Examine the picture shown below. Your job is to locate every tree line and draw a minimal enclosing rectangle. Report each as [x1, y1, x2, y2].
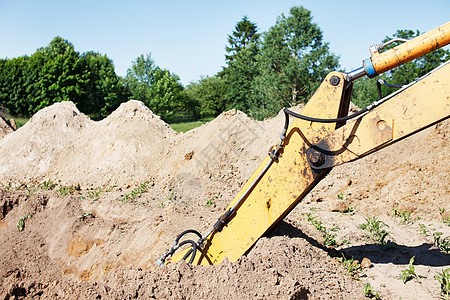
[1, 6, 448, 121]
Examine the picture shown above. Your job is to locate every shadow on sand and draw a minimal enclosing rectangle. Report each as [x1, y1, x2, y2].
[267, 220, 450, 267]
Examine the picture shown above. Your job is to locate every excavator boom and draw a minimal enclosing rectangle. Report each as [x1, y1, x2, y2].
[158, 22, 450, 266]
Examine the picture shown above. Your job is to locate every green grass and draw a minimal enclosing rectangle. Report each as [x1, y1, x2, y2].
[169, 117, 215, 133]
[14, 117, 29, 128]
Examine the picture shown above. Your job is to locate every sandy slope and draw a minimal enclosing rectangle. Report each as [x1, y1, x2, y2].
[0, 100, 448, 299]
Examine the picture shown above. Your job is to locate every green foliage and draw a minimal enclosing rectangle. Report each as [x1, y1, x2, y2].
[337, 193, 355, 214]
[393, 208, 411, 224]
[306, 213, 339, 247]
[418, 223, 428, 236]
[433, 232, 450, 254]
[359, 217, 389, 245]
[223, 42, 261, 112]
[351, 77, 379, 109]
[439, 208, 450, 226]
[80, 212, 93, 220]
[248, 6, 339, 120]
[40, 179, 56, 190]
[225, 15, 260, 64]
[87, 187, 102, 200]
[169, 116, 215, 133]
[363, 283, 380, 299]
[337, 254, 361, 278]
[125, 53, 186, 119]
[205, 199, 215, 207]
[434, 268, 450, 300]
[399, 256, 425, 283]
[185, 75, 227, 116]
[222, 6, 338, 120]
[80, 51, 129, 116]
[0, 37, 127, 117]
[17, 215, 32, 232]
[117, 183, 149, 203]
[56, 185, 79, 196]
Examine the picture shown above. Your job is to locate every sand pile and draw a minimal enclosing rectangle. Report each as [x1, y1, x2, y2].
[0, 113, 15, 139]
[0, 102, 92, 184]
[0, 100, 448, 299]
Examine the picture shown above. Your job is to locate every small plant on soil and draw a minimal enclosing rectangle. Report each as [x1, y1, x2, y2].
[40, 179, 56, 190]
[158, 201, 165, 208]
[363, 283, 380, 299]
[359, 216, 390, 245]
[105, 185, 117, 193]
[166, 192, 174, 202]
[433, 232, 450, 254]
[393, 208, 412, 224]
[306, 213, 339, 247]
[337, 193, 355, 214]
[418, 223, 429, 236]
[439, 208, 450, 226]
[205, 199, 215, 207]
[434, 268, 450, 300]
[88, 187, 102, 200]
[57, 185, 78, 196]
[337, 254, 361, 279]
[399, 256, 425, 283]
[117, 183, 149, 202]
[17, 214, 32, 232]
[80, 212, 93, 220]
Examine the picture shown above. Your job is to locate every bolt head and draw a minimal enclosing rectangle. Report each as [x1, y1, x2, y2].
[309, 151, 325, 167]
[330, 76, 340, 86]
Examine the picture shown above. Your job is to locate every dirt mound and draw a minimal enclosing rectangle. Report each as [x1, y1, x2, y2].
[49, 100, 175, 187]
[0, 102, 92, 185]
[0, 190, 364, 299]
[0, 100, 448, 299]
[0, 113, 15, 139]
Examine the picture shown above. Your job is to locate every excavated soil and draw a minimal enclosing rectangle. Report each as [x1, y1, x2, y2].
[0, 100, 448, 299]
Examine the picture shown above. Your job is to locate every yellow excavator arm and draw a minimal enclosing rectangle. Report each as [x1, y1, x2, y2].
[157, 22, 450, 266]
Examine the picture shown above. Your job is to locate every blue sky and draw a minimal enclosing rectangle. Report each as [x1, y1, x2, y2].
[1, 0, 449, 85]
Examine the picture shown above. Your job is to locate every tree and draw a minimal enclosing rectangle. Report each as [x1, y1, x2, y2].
[249, 6, 339, 119]
[81, 51, 129, 116]
[224, 42, 261, 112]
[125, 53, 185, 119]
[225, 16, 260, 64]
[351, 29, 449, 108]
[0, 56, 29, 115]
[33, 37, 88, 113]
[125, 53, 157, 103]
[185, 75, 227, 117]
[0, 36, 129, 117]
[148, 68, 184, 118]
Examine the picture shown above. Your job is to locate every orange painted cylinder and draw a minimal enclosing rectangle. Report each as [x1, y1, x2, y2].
[371, 22, 450, 75]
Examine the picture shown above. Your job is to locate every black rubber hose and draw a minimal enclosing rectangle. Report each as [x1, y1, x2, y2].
[283, 107, 369, 124]
[177, 240, 198, 264]
[174, 229, 202, 245]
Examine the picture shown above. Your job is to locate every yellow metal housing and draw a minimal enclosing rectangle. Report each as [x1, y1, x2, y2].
[371, 22, 450, 75]
[169, 72, 351, 265]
